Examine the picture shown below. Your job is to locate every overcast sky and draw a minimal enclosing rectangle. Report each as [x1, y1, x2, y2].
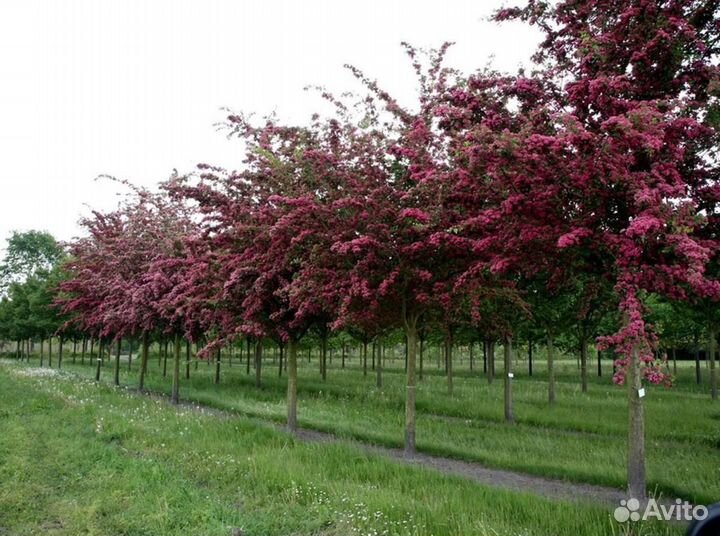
[0, 0, 540, 247]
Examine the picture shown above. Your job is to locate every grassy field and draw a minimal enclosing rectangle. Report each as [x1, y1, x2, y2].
[47, 345, 718, 504]
[0, 343, 716, 535]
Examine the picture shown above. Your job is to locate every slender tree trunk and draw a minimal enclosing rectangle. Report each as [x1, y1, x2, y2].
[278, 344, 284, 377]
[597, 348, 602, 377]
[127, 339, 133, 371]
[446, 336, 453, 395]
[81, 338, 86, 365]
[404, 336, 408, 373]
[341, 344, 346, 369]
[627, 346, 646, 500]
[171, 333, 181, 404]
[363, 341, 368, 376]
[469, 341, 474, 372]
[246, 339, 251, 375]
[371, 341, 376, 371]
[528, 339, 533, 376]
[40, 338, 44, 367]
[321, 336, 327, 381]
[694, 336, 701, 385]
[487, 341, 495, 384]
[72, 338, 77, 364]
[113, 337, 121, 385]
[254, 340, 262, 388]
[287, 337, 298, 431]
[376, 341, 382, 388]
[139, 332, 149, 392]
[58, 336, 64, 369]
[547, 333, 556, 406]
[709, 325, 717, 401]
[48, 337, 53, 367]
[483, 340, 487, 374]
[580, 334, 588, 393]
[214, 348, 221, 385]
[404, 318, 418, 455]
[185, 340, 191, 379]
[504, 336, 513, 423]
[419, 336, 424, 381]
[95, 356, 102, 381]
[672, 347, 677, 375]
[163, 340, 168, 377]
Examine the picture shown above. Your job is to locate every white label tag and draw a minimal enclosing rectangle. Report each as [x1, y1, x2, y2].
[508, 373, 514, 379]
[638, 388, 645, 398]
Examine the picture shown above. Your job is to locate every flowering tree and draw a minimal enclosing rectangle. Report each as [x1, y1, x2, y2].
[59, 181, 194, 393]
[495, 0, 720, 499]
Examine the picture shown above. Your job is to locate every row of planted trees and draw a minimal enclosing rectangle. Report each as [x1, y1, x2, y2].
[2, 0, 719, 500]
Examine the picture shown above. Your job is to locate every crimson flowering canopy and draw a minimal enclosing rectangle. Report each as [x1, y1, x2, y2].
[474, 0, 720, 383]
[58, 181, 195, 339]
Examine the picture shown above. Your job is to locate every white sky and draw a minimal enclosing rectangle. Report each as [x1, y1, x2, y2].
[0, 0, 540, 247]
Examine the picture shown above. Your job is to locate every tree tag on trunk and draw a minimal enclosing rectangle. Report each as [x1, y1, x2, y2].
[508, 372, 514, 378]
[638, 388, 645, 398]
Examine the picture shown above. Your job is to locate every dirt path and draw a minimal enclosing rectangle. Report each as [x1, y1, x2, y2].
[160, 395, 627, 506]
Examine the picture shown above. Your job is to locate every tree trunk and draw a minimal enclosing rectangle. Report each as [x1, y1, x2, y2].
[469, 341, 474, 372]
[254, 340, 262, 388]
[597, 348, 602, 377]
[483, 340, 487, 374]
[171, 333, 181, 404]
[547, 333, 556, 406]
[278, 344, 284, 378]
[127, 339, 133, 371]
[287, 337, 298, 431]
[376, 341, 382, 388]
[114, 337, 121, 385]
[139, 332, 149, 392]
[320, 336, 327, 381]
[72, 338, 77, 364]
[709, 326, 717, 401]
[95, 356, 102, 381]
[163, 340, 168, 377]
[40, 338, 44, 367]
[694, 336, 701, 385]
[363, 341, 368, 376]
[81, 338, 86, 365]
[341, 344, 346, 369]
[48, 337, 53, 367]
[504, 336, 513, 423]
[672, 347, 677, 375]
[487, 341, 495, 384]
[185, 340, 191, 379]
[246, 339, 251, 375]
[627, 346, 646, 500]
[580, 334, 588, 393]
[214, 348, 221, 385]
[404, 319, 418, 455]
[528, 339, 533, 376]
[445, 336, 453, 395]
[58, 336, 64, 369]
[419, 336, 424, 381]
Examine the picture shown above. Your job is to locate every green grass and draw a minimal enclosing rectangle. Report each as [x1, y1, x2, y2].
[0, 360, 673, 536]
[15, 344, 720, 508]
